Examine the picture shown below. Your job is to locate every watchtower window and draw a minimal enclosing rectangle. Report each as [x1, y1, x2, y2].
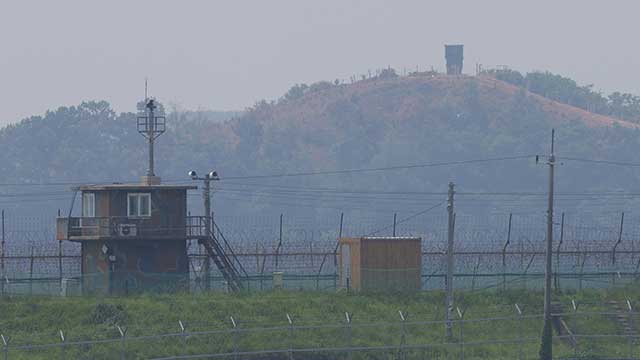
[82, 193, 95, 218]
[127, 193, 151, 217]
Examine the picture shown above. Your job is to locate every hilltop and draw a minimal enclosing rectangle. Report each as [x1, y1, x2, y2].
[2, 72, 640, 217]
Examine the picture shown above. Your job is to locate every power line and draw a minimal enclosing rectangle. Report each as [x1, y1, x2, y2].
[220, 155, 536, 180]
[561, 157, 640, 167]
[366, 201, 445, 236]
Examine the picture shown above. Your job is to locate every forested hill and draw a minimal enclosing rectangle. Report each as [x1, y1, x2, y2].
[3, 71, 640, 218]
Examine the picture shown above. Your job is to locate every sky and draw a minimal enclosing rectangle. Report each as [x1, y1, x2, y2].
[0, 0, 639, 126]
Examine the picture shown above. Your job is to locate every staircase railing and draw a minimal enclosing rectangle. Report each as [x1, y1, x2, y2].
[213, 222, 248, 278]
[197, 218, 246, 291]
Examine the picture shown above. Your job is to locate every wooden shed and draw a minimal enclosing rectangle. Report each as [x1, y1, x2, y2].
[338, 237, 422, 292]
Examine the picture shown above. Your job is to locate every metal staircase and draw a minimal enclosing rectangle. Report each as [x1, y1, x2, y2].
[198, 222, 247, 291]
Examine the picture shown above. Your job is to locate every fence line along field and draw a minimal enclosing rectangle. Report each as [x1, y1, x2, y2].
[1, 288, 639, 359]
[1, 210, 639, 295]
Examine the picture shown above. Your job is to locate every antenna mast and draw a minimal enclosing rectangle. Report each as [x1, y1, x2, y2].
[137, 84, 166, 185]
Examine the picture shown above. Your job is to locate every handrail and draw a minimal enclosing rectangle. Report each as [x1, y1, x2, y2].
[212, 222, 248, 278]
[59, 215, 210, 238]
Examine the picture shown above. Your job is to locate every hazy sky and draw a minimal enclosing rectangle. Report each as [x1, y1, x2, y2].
[1, 1, 638, 125]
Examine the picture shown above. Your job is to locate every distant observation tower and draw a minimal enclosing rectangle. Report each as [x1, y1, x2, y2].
[445, 44, 464, 75]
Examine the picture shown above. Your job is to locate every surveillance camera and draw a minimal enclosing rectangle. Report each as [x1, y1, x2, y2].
[209, 171, 219, 179]
[188, 170, 197, 179]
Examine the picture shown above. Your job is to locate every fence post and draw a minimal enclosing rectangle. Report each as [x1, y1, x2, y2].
[29, 247, 34, 296]
[571, 300, 579, 358]
[117, 325, 127, 360]
[627, 300, 634, 360]
[1, 334, 7, 360]
[502, 213, 512, 291]
[515, 304, 523, 360]
[555, 212, 564, 291]
[457, 307, 465, 360]
[344, 312, 352, 360]
[275, 214, 283, 270]
[613, 212, 625, 267]
[58, 209, 63, 292]
[230, 316, 238, 360]
[393, 213, 397, 237]
[471, 256, 481, 291]
[334, 213, 344, 290]
[286, 313, 294, 360]
[398, 310, 407, 360]
[1, 209, 4, 297]
[579, 254, 587, 291]
[179, 320, 187, 347]
[59, 330, 65, 360]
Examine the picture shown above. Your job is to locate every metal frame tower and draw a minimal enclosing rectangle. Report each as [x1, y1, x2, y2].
[137, 98, 166, 184]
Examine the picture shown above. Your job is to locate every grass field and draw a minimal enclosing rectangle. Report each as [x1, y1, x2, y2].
[0, 286, 638, 359]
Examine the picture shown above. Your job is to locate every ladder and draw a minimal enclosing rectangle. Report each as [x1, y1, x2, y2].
[198, 223, 247, 291]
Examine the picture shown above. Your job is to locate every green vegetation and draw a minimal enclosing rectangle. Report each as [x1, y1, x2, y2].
[0, 288, 638, 359]
[483, 68, 640, 122]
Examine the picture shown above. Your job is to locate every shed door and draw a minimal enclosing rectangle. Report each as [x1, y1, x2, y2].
[341, 244, 351, 288]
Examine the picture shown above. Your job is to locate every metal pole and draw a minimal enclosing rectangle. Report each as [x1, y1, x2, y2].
[540, 129, 555, 360]
[399, 310, 407, 360]
[230, 316, 238, 360]
[1, 210, 4, 297]
[516, 304, 523, 360]
[276, 214, 283, 270]
[471, 256, 480, 291]
[445, 182, 455, 339]
[203, 176, 211, 291]
[627, 300, 634, 360]
[393, 213, 397, 237]
[147, 101, 155, 177]
[345, 312, 352, 360]
[613, 212, 625, 266]
[286, 313, 294, 360]
[1, 334, 7, 360]
[179, 320, 187, 348]
[29, 247, 34, 296]
[117, 325, 126, 360]
[59, 330, 66, 360]
[555, 212, 564, 291]
[572, 300, 579, 358]
[457, 307, 464, 360]
[58, 209, 63, 291]
[334, 213, 344, 290]
[503, 213, 512, 291]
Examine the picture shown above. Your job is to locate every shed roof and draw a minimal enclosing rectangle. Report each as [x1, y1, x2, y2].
[362, 236, 421, 240]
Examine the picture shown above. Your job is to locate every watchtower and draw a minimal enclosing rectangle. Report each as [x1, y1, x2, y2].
[56, 98, 200, 294]
[445, 44, 464, 75]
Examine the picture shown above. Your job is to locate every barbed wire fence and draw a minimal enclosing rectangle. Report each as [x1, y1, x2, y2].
[1, 210, 640, 295]
[1, 305, 639, 359]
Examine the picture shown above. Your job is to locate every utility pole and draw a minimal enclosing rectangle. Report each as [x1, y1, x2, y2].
[203, 175, 211, 290]
[445, 182, 455, 339]
[539, 129, 555, 360]
[189, 170, 220, 291]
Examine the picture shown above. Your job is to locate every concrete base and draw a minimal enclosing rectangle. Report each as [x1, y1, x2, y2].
[141, 176, 162, 185]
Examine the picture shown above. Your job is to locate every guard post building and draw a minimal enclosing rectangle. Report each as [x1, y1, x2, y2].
[338, 236, 422, 292]
[56, 99, 204, 294]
